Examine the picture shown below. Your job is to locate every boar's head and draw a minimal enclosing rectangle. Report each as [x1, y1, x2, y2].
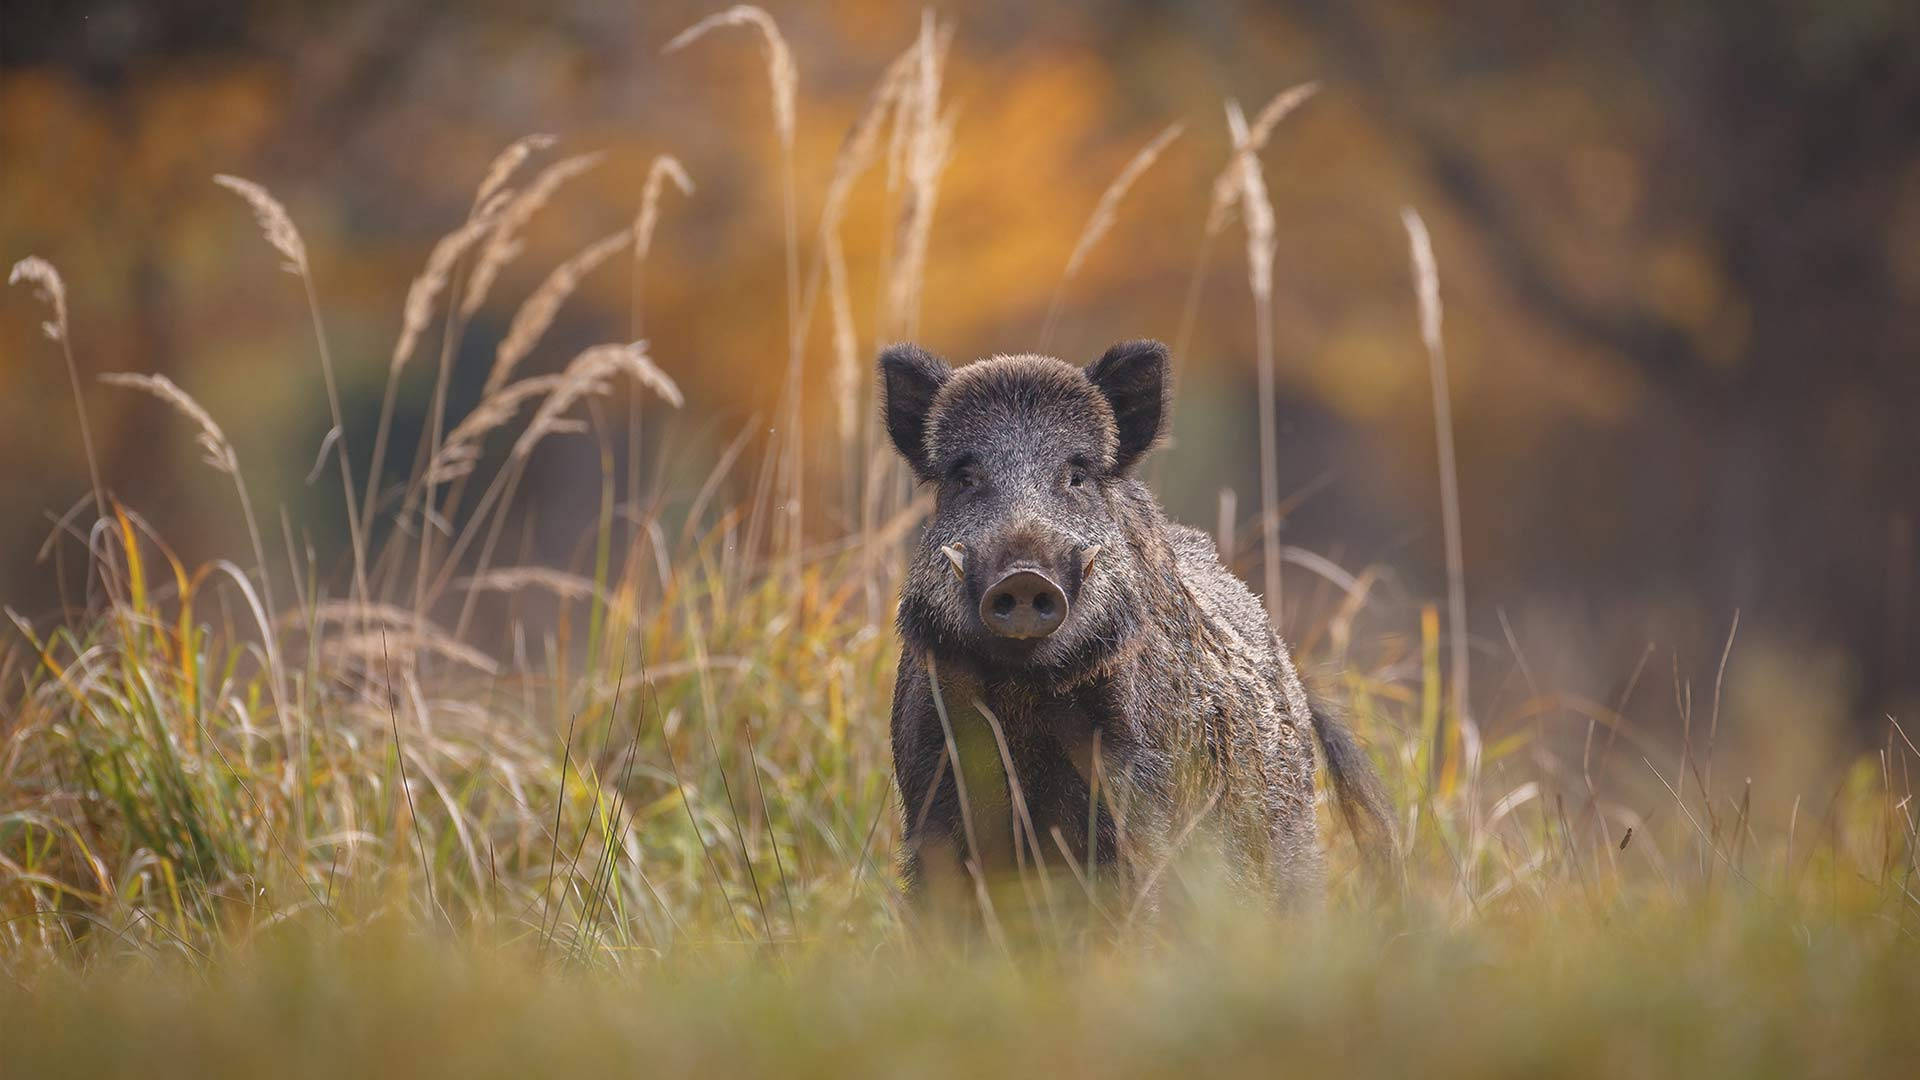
[881, 339, 1171, 674]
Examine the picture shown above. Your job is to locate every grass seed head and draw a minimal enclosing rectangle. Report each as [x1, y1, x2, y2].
[634, 155, 695, 264]
[8, 255, 69, 342]
[488, 230, 633, 396]
[213, 174, 310, 276]
[462, 152, 607, 319]
[665, 6, 797, 148]
[99, 372, 238, 476]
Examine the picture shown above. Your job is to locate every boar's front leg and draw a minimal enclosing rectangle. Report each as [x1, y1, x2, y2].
[890, 652, 989, 906]
[1089, 734, 1180, 919]
[1050, 704, 1180, 919]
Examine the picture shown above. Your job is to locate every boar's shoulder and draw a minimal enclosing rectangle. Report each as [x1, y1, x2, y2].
[1163, 525, 1276, 670]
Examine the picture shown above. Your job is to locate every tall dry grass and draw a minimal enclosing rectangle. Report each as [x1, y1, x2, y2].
[627, 153, 696, 516]
[1223, 98, 1284, 626]
[212, 175, 372, 606]
[9, 257, 104, 520]
[666, 6, 806, 573]
[1040, 121, 1185, 350]
[1, 19, 1912, 1048]
[1401, 206, 1477, 781]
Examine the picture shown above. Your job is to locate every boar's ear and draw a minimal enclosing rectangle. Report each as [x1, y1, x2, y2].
[1085, 339, 1170, 473]
[879, 343, 952, 480]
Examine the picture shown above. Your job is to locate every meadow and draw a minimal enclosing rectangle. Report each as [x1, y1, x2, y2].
[3, 9, 1916, 1077]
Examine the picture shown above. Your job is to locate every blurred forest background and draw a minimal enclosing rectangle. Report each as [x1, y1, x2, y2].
[3, 0, 1917, 764]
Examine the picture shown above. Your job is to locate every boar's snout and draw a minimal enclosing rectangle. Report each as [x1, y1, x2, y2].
[979, 569, 1068, 640]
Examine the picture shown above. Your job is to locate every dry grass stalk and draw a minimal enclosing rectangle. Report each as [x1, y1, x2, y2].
[9, 256, 68, 342]
[1205, 82, 1318, 238]
[826, 228, 860, 443]
[1176, 83, 1318, 432]
[1400, 206, 1472, 753]
[633, 156, 695, 265]
[362, 185, 522, 542]
[885, 13, 955, 340]
[664, 6, 796, 149]
[474, 133, 557, 212]
[1063, 122, 1186, 283]
[99, 371, 285, 710]
[212, 174, 309, 275]
[1247, 82, 1324, 151]
[457, 567, 601, 603]
[412, 188, 530, 624]
[628, 154, 695, 514]
[365, 142, 558, 526]
[1042, 121, 1186, 347]
[99, 372, 238, 476]
[290, 600, 421, 629]
[486, 230, 633, 396]
[10, 256, 104, 519]
[667, 5, 805, 568]
[806, 41, 918, 451]
[212, 173, 372, 606]
[294, 602, 491, 678]
[1224, 99, 1284, 625]
[885, 24, 951, 198]
[393, 196, 510, 376]
[428, 375, 563, 484]
[1225, 101, 1277, 303]
[1404, 208, 1445, 358]
[461, 152, 606, 320]
[438, 343, 680, 636]
[850, 17, 954, 614]
[397, 203, 515, 613]
[323, 631, 500, 677]
[514, 342, 682, 462]
[823, 45, 917, 230]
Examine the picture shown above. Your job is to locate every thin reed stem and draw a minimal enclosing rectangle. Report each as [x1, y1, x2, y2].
[1254, 281, 1283, 626]
[9, 258, 104, 522]
[299, 272, 371, 604]
[58, 331, 105, 523]
[1401, 207, 1473, 760]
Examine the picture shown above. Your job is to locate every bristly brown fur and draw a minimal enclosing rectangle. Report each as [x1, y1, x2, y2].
[881, 342, 1396, 914]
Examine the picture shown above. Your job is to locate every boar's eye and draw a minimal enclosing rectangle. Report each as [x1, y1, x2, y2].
[1065, 458, 1090, 489]
[948, 458, 981, 490]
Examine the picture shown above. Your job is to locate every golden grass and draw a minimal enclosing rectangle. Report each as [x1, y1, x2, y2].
[213, 174, 373, 602]
[2, 14, 1915, 1074]
[10, 255, 106, 522]
[488, 231, 632, 397]
[472, 133, 557, 213]
[665, 6, 796, 149]
[666, 5, 809, 569]
[1222, 98, 1284, 624]
[1401, 206, 1474, 763]
[461, 152, 605, 321]
[1041, 121, 1186, 348]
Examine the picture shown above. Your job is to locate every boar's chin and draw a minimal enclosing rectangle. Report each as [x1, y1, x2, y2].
[961, 599, 1125, 679]
[972, 630, 1063, 667]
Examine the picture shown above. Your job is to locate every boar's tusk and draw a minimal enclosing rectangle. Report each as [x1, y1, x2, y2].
[940, 544, 966, 578]
[1080, 544, 1102, 577]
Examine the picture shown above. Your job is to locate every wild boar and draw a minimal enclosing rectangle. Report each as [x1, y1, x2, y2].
[880, 339, 1394, 913]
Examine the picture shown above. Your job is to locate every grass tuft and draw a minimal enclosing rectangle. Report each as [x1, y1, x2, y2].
[3, 18, 1915, 1073]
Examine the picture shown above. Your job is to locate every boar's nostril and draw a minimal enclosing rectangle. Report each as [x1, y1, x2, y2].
[979, 569, 1068, 640]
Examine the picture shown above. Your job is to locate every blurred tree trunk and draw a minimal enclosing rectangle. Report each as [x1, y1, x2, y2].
[1299, 0, 1920, 719]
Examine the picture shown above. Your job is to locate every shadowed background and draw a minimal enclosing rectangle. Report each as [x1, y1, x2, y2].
[4, 0, 1917, 773]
